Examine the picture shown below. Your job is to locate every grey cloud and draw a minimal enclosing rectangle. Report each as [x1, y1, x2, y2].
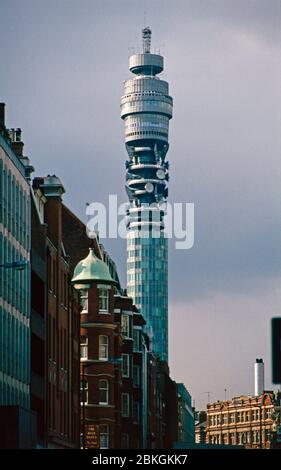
[0, 0, 280, 404]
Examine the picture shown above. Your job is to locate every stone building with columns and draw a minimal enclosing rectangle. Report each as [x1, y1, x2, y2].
[206, 391, 280, 449]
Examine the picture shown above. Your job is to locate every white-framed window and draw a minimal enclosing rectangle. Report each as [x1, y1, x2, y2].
[80, 336, 88, 360]
[99, 379, 109, 405]
[121, 314, 131, 338]
[80, 379, 88, 404]
[80, 289, 88, 313]
[122, 354, 130, 377]
[121, 433, 129, 449]
[121, 393, 130, 417]
[100, 424, 109, 449]
[238, 432, 244, 445]
[99, 288, 109, 313]
[99, 335, 109, 361]
[266, 408, 272, 419]
[133, 365, 140, 387]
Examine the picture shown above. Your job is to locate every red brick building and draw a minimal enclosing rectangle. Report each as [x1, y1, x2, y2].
[72, 247, 122, 448]
[31, 176, 80, 448]
[131, 309, 146, 447]
[114, 294, 142, 449]
[70, 238, 186, 449]
[58, 199, 187, 450]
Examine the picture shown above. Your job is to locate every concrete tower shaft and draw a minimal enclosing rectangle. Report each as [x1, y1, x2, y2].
[121, 28, 173, 362]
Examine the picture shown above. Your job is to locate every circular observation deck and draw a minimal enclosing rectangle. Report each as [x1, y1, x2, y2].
[129, 53, 164, 75]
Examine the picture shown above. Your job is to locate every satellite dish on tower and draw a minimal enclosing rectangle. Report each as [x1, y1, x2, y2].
[156, 169, 165, 180]
[145, 182, 154, 193]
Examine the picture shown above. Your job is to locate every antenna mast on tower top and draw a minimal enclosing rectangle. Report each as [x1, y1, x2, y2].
[142, 27, 152, 53]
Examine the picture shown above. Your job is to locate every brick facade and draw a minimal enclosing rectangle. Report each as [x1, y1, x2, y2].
[31, 176, 80, 448]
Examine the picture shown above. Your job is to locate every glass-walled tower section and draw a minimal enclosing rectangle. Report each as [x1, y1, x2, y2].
[121, 28, 173, 362]
[0, 129, 31, 410]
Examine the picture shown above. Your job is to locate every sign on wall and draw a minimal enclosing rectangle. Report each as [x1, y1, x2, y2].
[85, 424, 99, 449]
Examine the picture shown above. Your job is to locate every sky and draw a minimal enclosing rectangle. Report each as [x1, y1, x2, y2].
[0, 0, 280, 409]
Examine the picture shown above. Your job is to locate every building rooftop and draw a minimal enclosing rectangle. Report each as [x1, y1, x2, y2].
[71, 248, 116, 286]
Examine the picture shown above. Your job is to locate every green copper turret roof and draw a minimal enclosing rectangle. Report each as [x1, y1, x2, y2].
[71, 248, 116, 285]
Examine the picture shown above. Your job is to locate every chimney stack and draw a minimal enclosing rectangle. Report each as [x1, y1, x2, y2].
[10, 128, 24, 157]
[0, 103, 5, 130]
[254, 358, 264, 396]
